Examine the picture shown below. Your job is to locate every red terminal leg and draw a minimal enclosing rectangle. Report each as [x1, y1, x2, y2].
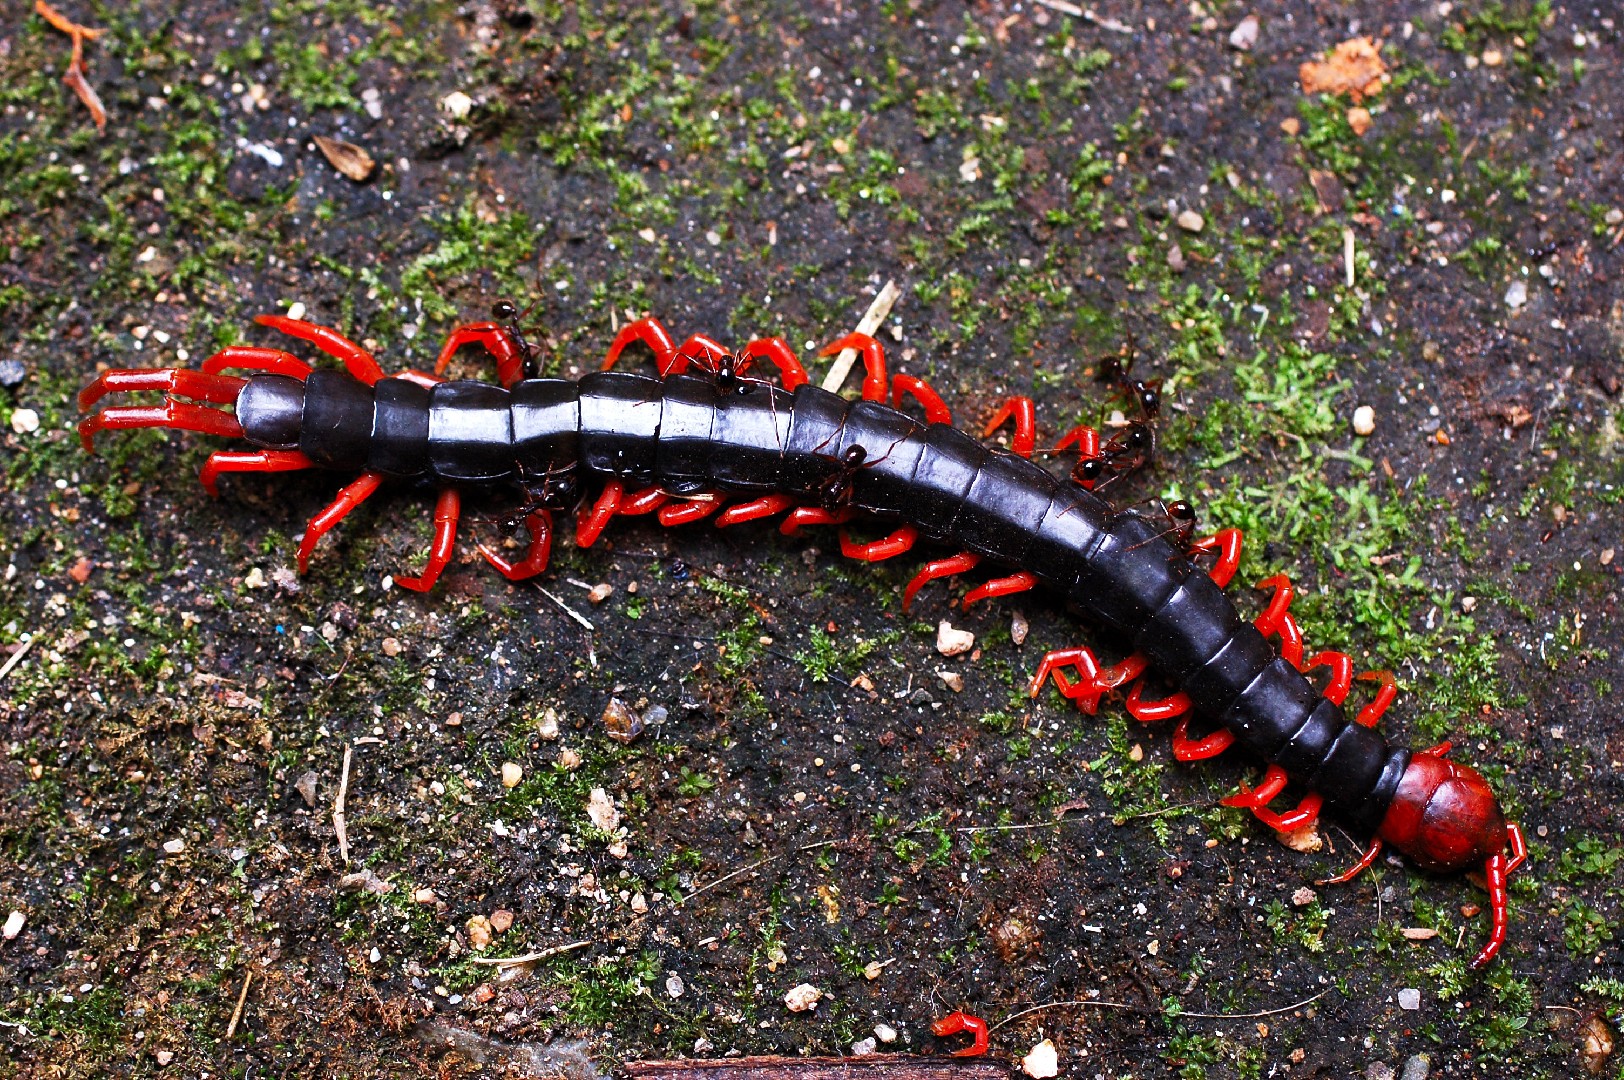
[577, 480, 625, 548]
[902, 552, 982, 611]
[1303, 650, 1355, 705]
[962, 570, 1038, 609]
[396, 488, 463, 592]
[255, 314, 385, 386]
[983, 396, 1037, 458]
[604, 317, 680, 374]
[616, 486, 670, 516]
[480, 509, 554, 582]
[891, 374, 953, 425]
[781, 505, 854, 535]
[432, 322, 528, 387]
[738, 337, 809, 390]
[1170, 717, 1235, 761]
[78, 368, 246, 413]
[200, 345, 313, 379]
[840, 525, 918, 562]
[79, 399, 245, 452]
[659, 493, 725, 526]
[817, 332, 888, 402]
[1353, 670, 1398, 728]
[298, 471, 384, 573]
[715, 493, 797, 528]
[930, 1011, 989, 1058]
[1187, 527, 1244, 588]
[199, 449, 314, 497]
[1317, 836, 1384, 886]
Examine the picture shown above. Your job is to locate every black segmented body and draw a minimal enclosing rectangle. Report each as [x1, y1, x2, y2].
[238, 368, 1408, 832]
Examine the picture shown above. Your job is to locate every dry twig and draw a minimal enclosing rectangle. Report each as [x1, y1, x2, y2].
[36, 1, 107, 133]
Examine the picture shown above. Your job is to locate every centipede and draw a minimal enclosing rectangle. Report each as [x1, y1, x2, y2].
[77, 306, 1528, 1008]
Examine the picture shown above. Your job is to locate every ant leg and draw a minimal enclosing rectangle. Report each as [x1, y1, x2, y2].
[902, 552, 982, 611]
[673, 334, 730, 372]
[200, 345, 313, 379]
[659, 493, 724, 526]
[481, 509, 554, 581]
[255, 315, 385, 386]
[1316, 836, 1384, 886]
[199, 449, 315, 497]
[1303, 651, 1355, 705]
[738, 337, 809, 390]
[715, 493, 797, 527]
[396, 489, 463, 592]
[1187, 527, 1243, 588]
[891, 374, 952, 424]
[781, 505, 854, 535]
[962, 571, 1038, 609]
[604, 317, 681, 375]
[839, 525, 918, 562]
[78, 369, 246, 412]
[983, 397, 1037, 458]
[79, 399, 244, 452]
[817, 332, 888, 402]
[1352, 670, 1398, 728]
[297, 471, 384, 573]
[432, 321, 527, 387]
[577, 480, 625, 548]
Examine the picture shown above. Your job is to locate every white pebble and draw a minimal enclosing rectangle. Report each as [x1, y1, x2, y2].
[1504, 279, 1527, 310]
[243, 567, 267, 589]
[1022, 1038, 1060, 1078]
[1229, 14, 1259, 50]
[586, 787, 620, 831]
[2, 910, 24, 940]
[1291, 886, 1317, 907]
[874, 1023, 899, 1044]
[501, 762, 523, 788]
[665, 974, 685, 998]
[784, 983, 823, 1012]
[850, 1038, 878, 1056]
[441, 90, 474, 119]
[1176, 209, 1205, 233]
[1353, 404, 1376, 436]
[162, 838, 185, 855]
[936, 620, 975, 657]
[9, 408, 39, 435]
[1397, 987, 1422, 1011]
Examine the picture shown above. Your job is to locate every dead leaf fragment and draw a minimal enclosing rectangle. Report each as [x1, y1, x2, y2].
[1582, 1014, 1615, 1074]
[312, 135, 376, 182]
[1299, 37, 1390, 103]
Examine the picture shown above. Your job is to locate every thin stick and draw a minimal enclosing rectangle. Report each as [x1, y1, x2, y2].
[225, 970, 253, 1038]
[1032, 0, 1135, 33]
[990, 988, 1332, 1031]
[1344, 228, 1356, 288]
[467, 939, 593, 966]
[821, 280, 902, 393]
[676, 839, 842, 907]
[0, 636, 36, 682]
[334, 744, 352, 865]
[537, 585, 595, 631]
[1177, 990, 1332, 1019]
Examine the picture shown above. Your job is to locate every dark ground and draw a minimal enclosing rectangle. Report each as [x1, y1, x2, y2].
[1, 1, 1622, 1077]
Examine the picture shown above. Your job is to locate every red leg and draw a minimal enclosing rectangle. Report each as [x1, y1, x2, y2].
[432, 322, 527, 387]
[480, 510, 554, 581]
[659, 493, 724, 526]
[1304, 650, 1355, 705]
[577, 480, 624, 548]
[395, 488, 462, 592]
[1056, 425, 1103, 489]
[1252, 793, 1324, 833]
[1471, 821, 1527, 969]
[1317, 836, 1384, 885]
[1124, 682, 1192, 722]
[200, 345, 313, 379]
[675, 334, 731, 372]
[839, 525, 917, 562]
[1353, 670, 1398, 728]
[715, 493, 797, 528]
[604, 317, 679, 374]
[1171, 717, 1235, 761]
[298, 471, 384, 573]
[1030, 645, 1113, 713]
[255, 314, 384, 386]
[1223, 765, 1289, 809]
[781, 505, 854, 535]
[817, 332, 888, 402]
[78, 368, 246, 412]
[962, 570, 1038, 609]
[79, 400, 244, 452]
[1188, 527, 1243, 588]
[902, 552, 982, 611]
[1421, 740, 1453, 758]
[738, 337, 809, 390]
[394, 369, 445, 389]
[983, 396, 1036, 458]
[930, 1011, 989, 1058]
[199, 449, 315, 497]
[890, 374, 952, 424]
[1254, 574, 1295, 636]
[616, 486, 670, 516]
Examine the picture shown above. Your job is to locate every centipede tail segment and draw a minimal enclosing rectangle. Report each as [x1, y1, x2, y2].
[80, 309, 1527, 970]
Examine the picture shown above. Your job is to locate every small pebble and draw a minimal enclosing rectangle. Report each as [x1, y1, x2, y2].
[441, 90, 474, 118]
[2, 910, 24, 940]
[294, 771, 318, 807]
[784, 983, 823, 1012]
[489, 909, 514, 933]
[936, 620, 975, 657]
[381, 637, 401, 657]
[602, 697, 645, 743]
[863, 961, 885, 981]
[1460, 596, 1477, 613]
[154, 1049, 174, 1066]
[1353, 404, 1376, 435]
[0, 359, 26, 388]
[1397, 987, 1421, 1011]
[243, 567, 267, 589]
[501, 762, 523, 788]
[1400, 927, 1438, 940]
[162, 838, 185, 855]
[537, 708, 561, 740]
[1277, 823, 1323, 852]
[631, 893, 648, 914]
[1166, 243, 1186, 272]
[587, 582, 614, 604]
[1010, 610, 1029, 646]
[587, 787, 620, 831]
[666, 974, 685, 998]
[850, 1038, 878, 1057]
[285, 301, 306, 322]
[9, 408, 39, 434]
[412, 887, 438, 905]
[466, 914, 493, 950]
[937, 670, 965, 693]
[1400, 1054, 1431, 1080]
[693, 1037, 714, 1054]
[1504, 279, 1527, 310]
[1176, 209, 1205, 233]
[1022, 1038, 1059, 1079]
[558, 747, 582, 770]
[1366, 1063, 1395, 1080]
[1291, 886, 1317, 907]
[1605, 208, 1624, 227]
[874, 1023, 899, 1044]
[1229, 14, 1259, 50]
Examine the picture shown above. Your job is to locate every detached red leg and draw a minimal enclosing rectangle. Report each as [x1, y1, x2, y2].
[481, 510, 554, 581]
[199, 449, 314, 497]
[396, 488, 462, 592]
[930, 1011, 989, 1058]
[298, 471, 384, 573]
[255, 314, 385, 386]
